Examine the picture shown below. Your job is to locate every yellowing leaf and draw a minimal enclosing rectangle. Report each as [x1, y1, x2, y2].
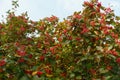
[14, 54, 20, 57]
[32, 71, 37, 76]
[94, 31, 98, 35]
[46, 74, 53, 77]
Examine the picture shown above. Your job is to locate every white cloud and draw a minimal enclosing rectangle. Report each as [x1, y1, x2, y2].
[109, 1, 120, 8]
[99, 0, 120, 8]
[55, 0, 85, 20]
[0, 0, 120, 22]
[56, 0, 84, 12]
[0, 0, 12, 21]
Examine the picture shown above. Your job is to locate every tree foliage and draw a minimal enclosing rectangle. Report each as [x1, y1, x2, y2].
[0, 0, 120, 79]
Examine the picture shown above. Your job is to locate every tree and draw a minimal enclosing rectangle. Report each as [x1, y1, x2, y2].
[0, 0, 120, 79]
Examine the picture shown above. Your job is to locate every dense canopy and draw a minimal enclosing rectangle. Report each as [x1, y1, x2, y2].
[0, 0, 120, 79]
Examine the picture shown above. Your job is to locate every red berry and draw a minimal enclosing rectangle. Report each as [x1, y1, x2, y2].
[18, 58, 25, 63]
[76, 37, 81, 41]
[116, 58, 120, 64]
[97, 2, 101, 7]
[0, 68, 3, 72]
[106, 66, 112, 70]
[16, 50, 26, 57]
[50, 47, 55, 54]
[20, 26, 25, 32]
[90, 21, 95, 27]
[109, 50, 118, 56]
[25, 70, 32, 75]
[45, 69, 52, 74]
[84, 1, 89, 5]
[28, 54, 33, 58]
[15, 42, 20, 46]
[0, 25, 2, 29]
[73, 14, 81, 19]
[63, 29, 67, 34]
[60, 72, 67, 77]
[37, 71, 43, 76]
[40, 56, 45, 61]
[0, 60, 6, 66]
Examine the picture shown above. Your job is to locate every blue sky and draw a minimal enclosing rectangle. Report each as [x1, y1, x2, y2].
[0, 0, 120, 21]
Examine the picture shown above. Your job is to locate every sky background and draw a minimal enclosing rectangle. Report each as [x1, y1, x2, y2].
[0, 0, 120, 22]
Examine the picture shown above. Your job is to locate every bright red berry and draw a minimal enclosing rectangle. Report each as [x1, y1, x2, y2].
[37, 71, 43, 76]
[0, 60, 6, 66]
[116, 58, 120, 64]
[40, 56, 45, 61]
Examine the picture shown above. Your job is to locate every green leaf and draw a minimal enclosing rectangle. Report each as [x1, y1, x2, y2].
[70, 73, 75, 78]
[76, 76, 82, 79]
[20, 76, 29, 80]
